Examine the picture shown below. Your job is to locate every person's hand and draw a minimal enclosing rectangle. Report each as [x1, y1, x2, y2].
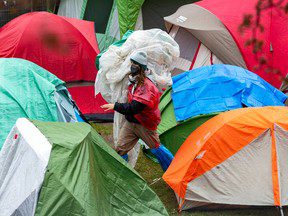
[101, 104, 115, 112]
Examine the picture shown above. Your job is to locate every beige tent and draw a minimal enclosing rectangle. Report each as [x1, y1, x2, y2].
[164, 0, 288, 90]
[164, 3, 246, 76]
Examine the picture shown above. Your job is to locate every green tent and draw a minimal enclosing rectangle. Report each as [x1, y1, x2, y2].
[0, 58, 82, 149]
[57, 0, 198, 51]
[0, 118, 168, 215]
[157, 88, 217, 155]
[57, 0, 144, 51]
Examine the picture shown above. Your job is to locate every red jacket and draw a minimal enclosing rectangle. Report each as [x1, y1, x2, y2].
[128, 78, 161, 130]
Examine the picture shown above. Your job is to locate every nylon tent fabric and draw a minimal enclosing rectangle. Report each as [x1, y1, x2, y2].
[0, 58, 62, 148]
[57, 0, 143, 52]
[141, 0, 199, 30]
[83, 0, 114, 34]
[95, 1, 122, 52]
[58, 0, 201, 51]
[0, 12, 110, 121]
[57, 0, 87, 19]
[172, 65, 287, 122]
[57, 0, 110, 50]
[0, 12, 98, 82]
[87, 0, 122, 52]
[164, 4, 246, 75]
[163, 106, 288, 210]
[32, 120, 168, 216]
[164, 25, 224, 75]
[196, 0, 288, 88]
[96, 30, 134, 70]
[157, 88, 217, 155]
[68, 86, 113, 122]
[165, 0, 288, 88]
[116, 0, 144, 37]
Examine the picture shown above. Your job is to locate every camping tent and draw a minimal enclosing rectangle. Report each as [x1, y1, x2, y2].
[57, 0, 198, 51]
[164, 0, 288, 87]
[0, 58, 83, 149]
[163, 106, 288, 211]
[0, 118, 168, 215]
[158, 65, 287, 155]
[0, 12, 112, 122]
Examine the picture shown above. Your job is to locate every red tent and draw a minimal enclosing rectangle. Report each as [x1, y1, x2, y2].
[0, 12, 113, 121]
[197, 0, 288, 88]
[165, 0, 288, 88]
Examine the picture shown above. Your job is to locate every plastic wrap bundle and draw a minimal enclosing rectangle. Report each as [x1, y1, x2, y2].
[95, 29, 180, 167]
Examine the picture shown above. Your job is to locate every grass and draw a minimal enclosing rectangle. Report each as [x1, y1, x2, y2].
[92, 122, 287, 216]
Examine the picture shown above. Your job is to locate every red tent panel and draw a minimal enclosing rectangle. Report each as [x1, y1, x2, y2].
[0, 12, 112, 120]
[68, 86, 113, 121]
[197, 0, 288, 88]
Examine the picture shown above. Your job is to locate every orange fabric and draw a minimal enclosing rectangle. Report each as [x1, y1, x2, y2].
[163, 106, 288, 199]
[271, 127, 280, 206]
[178, 198, 186, 212]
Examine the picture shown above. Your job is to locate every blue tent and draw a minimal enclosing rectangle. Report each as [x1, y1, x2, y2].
[172, 65, 287, 121]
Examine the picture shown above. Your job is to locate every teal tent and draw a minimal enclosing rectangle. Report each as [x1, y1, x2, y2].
[0, 58, 82, 148]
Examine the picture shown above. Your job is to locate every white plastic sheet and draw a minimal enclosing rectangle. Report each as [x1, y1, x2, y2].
[0, 118, 51, 216]
[95, 29, 179, 166]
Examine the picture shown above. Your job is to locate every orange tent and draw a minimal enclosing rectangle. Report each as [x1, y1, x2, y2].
[163, 106, 288, 211]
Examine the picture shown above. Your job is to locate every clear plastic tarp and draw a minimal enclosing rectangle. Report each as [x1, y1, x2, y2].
[95, 29, 179, 166]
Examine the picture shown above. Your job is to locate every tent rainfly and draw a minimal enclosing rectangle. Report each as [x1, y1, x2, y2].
[0, 118, 168, 216]
[57, 0, 198, 51]
[158, 65, 287, 155]
[0, 12, 112, 122]
[163, 106, 288, 211]
[0, 58, 83, 149]
[164, 0, 288, 87]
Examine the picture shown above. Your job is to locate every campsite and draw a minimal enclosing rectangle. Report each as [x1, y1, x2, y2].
[0, 0, 288, 215]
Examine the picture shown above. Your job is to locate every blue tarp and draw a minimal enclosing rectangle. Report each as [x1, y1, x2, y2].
[172, 65, 287, 121]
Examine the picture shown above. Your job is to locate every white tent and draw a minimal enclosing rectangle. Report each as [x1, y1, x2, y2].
[0, 118, 51, 216]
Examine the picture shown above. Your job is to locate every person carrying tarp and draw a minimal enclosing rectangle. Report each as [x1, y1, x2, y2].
[101, 51, 173, 170]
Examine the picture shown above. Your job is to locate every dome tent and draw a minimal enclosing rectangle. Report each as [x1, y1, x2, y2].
[163, 107, 288, 211]
[158, 65, 287, 155]
[164, 0, 288, 87]
[0, 118, 168, 216]
[57, 0, 198, 51]
[0, 58, 82, 149]
[0, 12, 112, 122]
